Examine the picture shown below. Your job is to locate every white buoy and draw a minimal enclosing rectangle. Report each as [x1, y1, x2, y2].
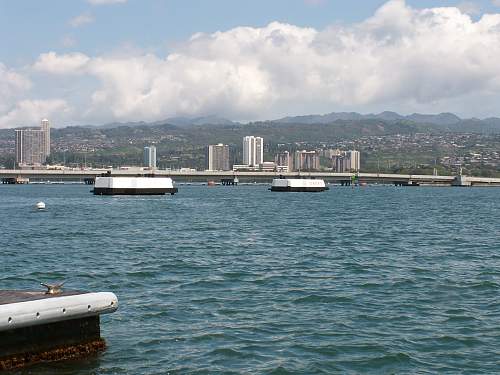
[35, 201, 46, 210]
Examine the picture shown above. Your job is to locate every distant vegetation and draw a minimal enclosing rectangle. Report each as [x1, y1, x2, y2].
[0, 112, 499, 176]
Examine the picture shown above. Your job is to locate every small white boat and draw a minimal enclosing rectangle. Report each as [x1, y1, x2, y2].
[270, 178, 329, 192]
[93, 176, 178, 195]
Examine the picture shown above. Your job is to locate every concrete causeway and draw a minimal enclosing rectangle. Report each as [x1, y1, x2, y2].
[1, 169, 499, 186]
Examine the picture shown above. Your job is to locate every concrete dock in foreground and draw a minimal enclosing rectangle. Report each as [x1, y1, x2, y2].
[0, 286, 117, 371]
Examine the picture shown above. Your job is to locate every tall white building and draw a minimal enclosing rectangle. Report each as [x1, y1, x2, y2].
[346, 150, 360, 171]
[208, 144, 230, 171]
[15, 119, 51, 167]
[143, 146, 157, 169]
[242, 136, 263, 167]
[40, 119, 50, 157]
[16, 129, 44, 166]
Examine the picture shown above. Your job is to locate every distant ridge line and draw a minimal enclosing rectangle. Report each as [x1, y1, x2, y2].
[1, 111, 500, 133]
[274, 111, 464, 126]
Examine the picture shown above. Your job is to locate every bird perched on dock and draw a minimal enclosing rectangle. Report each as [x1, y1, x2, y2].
[40, 282, 64, 295]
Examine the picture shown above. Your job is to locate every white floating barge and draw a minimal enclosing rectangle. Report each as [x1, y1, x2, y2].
[270, 178, 329, 192]
[0, 288, 118, 370]
[93, 176, 178, 195]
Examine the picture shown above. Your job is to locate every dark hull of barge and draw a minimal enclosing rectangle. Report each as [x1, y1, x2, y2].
[270, 186, 329, 192]
[93, 187, 178, 195]
[0, 290, 117, 371]
[0, 316, 105, 371]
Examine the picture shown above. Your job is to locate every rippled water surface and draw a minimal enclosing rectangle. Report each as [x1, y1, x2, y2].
[1, 185, 499, 374]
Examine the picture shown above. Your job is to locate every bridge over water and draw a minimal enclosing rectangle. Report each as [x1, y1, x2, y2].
[1, 169, 499, 187]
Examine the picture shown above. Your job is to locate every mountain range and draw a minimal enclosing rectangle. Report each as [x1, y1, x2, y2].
[271, 111, 500, 133]
[2, 111, 500, 138]
[150, 111, 500, 133]
[274, 111, 463, 126]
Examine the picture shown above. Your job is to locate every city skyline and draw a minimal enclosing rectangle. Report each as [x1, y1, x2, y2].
[4, 1, 500, 128]
[5, 121, 497, 177]
[207, 135, 361, 173]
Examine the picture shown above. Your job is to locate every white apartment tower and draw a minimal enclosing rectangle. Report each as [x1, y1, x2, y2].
[242, 136, 263, 167]
[16, 129, 44, 166]
[346, 150, 360, 171]
[208, 144, 230, 171]
[15, 119, 51, 166]
[143, 146, 157, 169]
[40, 119, 50, 157]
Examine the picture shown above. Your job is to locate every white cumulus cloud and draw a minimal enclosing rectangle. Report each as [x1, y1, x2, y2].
[0, 99, 70, 128]
[34, 52, 90, 74]
[0, 63, 32, 113]
[0, 62, 72, 129]
[12, 0, 500, 125]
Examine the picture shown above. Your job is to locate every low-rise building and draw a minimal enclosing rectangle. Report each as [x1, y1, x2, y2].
[259, 162, 277, 172]
[233, 164, 259, 172]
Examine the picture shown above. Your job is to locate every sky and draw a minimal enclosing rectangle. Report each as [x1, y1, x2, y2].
[2, 0, 500, 127]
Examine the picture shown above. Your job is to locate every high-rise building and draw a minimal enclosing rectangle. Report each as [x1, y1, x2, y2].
[333, 150, 360, 172]
[275, 151, 292, 172]
[242, 136, 263, 167]
[16, 129, 44, 166]
[143, 146, 157, 169]
[40, 119, 50, 157]
[346, 150, 360, 171]
[15, 119, 51, 167]
[293, 150, 320, 171]
[208, 144, 230, 171]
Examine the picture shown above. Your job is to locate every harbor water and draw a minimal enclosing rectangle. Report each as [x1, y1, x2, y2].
[1, 185, 499, 374]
